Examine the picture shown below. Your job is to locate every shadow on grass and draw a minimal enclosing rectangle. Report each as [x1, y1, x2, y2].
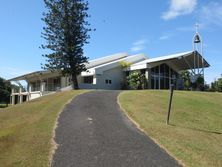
[169, 124, 222, 135]
[0, 104, 8, 108]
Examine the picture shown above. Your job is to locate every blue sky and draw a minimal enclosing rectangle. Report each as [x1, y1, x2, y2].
[0, 0, 221, 83]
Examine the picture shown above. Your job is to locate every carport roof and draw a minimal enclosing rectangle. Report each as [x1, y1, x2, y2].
[7, 70, 54, 81]
[131, 51, 210, 71]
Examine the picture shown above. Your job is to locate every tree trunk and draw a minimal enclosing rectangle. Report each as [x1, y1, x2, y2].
[71, 73, 79, 90]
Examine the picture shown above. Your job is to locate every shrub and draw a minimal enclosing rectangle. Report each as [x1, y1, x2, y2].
[127, 72, 147, 90]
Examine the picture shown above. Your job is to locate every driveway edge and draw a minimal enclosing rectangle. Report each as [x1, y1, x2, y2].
[117, 92, 185, 167]
[49, 90, 90, 167]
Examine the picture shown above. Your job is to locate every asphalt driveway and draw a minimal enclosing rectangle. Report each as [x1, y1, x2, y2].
[52, 91, 181, 167]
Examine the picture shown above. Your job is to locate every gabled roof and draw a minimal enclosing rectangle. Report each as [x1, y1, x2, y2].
[8, 53, 147, 81]
[131, 51, 210, 71]
[82, 53, 147, 76]
[8, 70, 53, 81]
[8, 51, 210, 81]
[133, 51, 193, 65]
[85, 52, 128, 69]
[94, 53, 147, 69]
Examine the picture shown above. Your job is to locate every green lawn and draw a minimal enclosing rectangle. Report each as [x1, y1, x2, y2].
[0, 90, 87, 167]
[119, 90, 222, 167]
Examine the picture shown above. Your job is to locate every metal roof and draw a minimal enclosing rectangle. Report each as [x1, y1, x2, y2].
[8, 51, 210, 81]
[85, 52, 128, 69]
[131, 51, 210, 71]
[81, 54, 148, 76]
[92, 54, 147, 69]
[7, 70, 54, 81]
[8, 53, 129, 81]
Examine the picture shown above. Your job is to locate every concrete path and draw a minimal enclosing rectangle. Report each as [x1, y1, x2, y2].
[52, 91, 181, 167]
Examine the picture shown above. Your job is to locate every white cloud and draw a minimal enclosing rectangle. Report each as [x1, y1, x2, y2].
[130, 39, 147, 52]
[199, 2, 222, 27]
[176, 26, 194, 32]
[159, 35, 171, 40]
[162, 0, 197, 20]
[174, 2, 222, 32]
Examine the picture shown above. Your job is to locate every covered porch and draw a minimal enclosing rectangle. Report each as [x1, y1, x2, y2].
[8, 71, 71, 105]
[130, 51, 210, 90]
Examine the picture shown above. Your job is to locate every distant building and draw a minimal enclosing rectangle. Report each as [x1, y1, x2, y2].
[8, 51, 210, 104]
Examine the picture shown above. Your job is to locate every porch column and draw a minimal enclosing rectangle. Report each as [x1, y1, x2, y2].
[61, 77, 67, 88]
[28, 84, 32, 92]
[10, 95, 12, 104]
[93, 76, 97, 84]
[28, 84, 32, 101]
[40, 81, 45, 95]
[145, 69, 151, 89]
[19, 87, 23, 104]
[47, 78, 49, 91]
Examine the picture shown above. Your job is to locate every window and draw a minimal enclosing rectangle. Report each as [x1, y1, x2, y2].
[83, 76, 93, 84]
[150, 64, 178, 89]
[54, 78, 61, 90]
[31, 81, 41, 91]
[105, 79, 112, 84]
[140, 69, 146, 74]
[54, 78, 60, 85]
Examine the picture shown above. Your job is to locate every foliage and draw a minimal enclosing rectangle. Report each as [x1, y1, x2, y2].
[181, 71, 206, 91]
[209, 77, 222, 92]
[119, 61, 132, 69]
[203, 84, 210, 91]
[217, 78, 222, 92]
[196, 75, 204, 91]
[126, 72, 146, 90]
[211, 81, 217, 92]
[180, 70, 191, 90]
[0, 77, 11, 104]
[41, 0, 92, 89]
[119, 61, 132, 90]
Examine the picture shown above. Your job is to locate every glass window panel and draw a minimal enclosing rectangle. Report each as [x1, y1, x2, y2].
[166, 78, 169, 89]
[160, 78, 164, 89]
[155, 66, 159, 74]
[151, 77, 154, 89]
[165, 64, 169, 76]
[156, 77, 159, 89]
[141, 69, 145, 74]
[84, 76, 93, 84]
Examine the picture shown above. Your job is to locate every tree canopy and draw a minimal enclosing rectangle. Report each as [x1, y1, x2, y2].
[41, 0, 92, 89]
[210, 77, 222, 92]
[0, 77, 11, 104]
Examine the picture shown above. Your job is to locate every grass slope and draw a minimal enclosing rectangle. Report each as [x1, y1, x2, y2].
[0, 90, 87, 167]
[119, 90, 222, 167]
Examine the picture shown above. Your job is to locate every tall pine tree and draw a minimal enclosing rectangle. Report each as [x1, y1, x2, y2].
[41, 0, 91, 89]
